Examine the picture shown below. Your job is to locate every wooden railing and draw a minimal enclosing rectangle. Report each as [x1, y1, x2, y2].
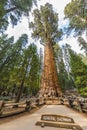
[0, 97, 45, 117]
[0, 96, 87, 117]
[62, 96, 87, 113]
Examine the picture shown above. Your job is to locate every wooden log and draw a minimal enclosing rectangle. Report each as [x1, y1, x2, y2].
[77, 100, 83, 113]
[4, 101, 26, 107]
[0, 100, 4, 115]
[80, 102, 87, 113]
[0, 101, 4, 109]
[25, 100, 31, 111]
[80, 103, 87, 109]
[82, 109, 87, 113]
[0, 108, 25, 118]
[0, 98, 40, 117]
[68, 98, 74, 108]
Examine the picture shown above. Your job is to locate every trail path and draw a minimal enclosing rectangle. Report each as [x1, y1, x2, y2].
[0, 105, 87, 130]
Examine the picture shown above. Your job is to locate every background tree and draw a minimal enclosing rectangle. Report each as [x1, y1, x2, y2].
[69, 48, 87, 97]
[15, 43, 40, 102]
[0, 33, 40, 101]
[79, 54, 87, 65]
[0, 0, 41, 101]
[78, 36, 87, 56]
[26, 44, 40, 96]
[54, 44, 74, 92]
[64, 0, 87, 59]
[64, 0, 87, 35]
[0, 34, 28, 98]
[0, 0, 37, 32]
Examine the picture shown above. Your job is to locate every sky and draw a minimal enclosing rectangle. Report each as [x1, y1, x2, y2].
[6, 0, 85, 54]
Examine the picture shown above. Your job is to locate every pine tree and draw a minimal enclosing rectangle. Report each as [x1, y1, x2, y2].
[64, 0, 87, 35]
[69, 48, 87, 97]
[0, 0, 37, 32]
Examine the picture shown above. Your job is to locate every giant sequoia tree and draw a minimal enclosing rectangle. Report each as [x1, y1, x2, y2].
[30, 3, 62, 98]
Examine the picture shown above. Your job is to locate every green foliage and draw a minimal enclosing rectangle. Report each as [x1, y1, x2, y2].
[28, 44, 40, 95]
[79, 87, 87, 97]
[78, 37, 87, 55]
[54, 43, 87, 97]
[29, 3, 62, 44]
[79, 54, 87, 65]
[64, 0, 87, 60]
[0, 0, 39, 100]
[69, 48, 87, 96]
[0, 0, 37, 32]
[0, 34, 40, 100]
[64, 0, 87, 35]
[53, 44, 73, 91]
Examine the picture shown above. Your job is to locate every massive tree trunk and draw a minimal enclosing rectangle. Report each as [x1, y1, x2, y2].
[39, 42, 62, 99]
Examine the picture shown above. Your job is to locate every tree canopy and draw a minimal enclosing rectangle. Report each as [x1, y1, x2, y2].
[64, 0, 87, 35]
[29, 3, 62, 45]
[69, 48, 87, 97]
[0, 34, 40, 101]
[78, 36, 87, 55]
[0, 0, 37, 32]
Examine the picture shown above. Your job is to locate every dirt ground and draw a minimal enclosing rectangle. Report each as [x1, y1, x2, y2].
[0, 105, 87, 130]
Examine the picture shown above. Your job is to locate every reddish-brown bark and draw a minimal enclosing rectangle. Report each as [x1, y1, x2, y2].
[39, 43, 62, 99]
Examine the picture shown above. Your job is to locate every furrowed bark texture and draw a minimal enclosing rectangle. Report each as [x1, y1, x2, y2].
[39, 43, 62, 99]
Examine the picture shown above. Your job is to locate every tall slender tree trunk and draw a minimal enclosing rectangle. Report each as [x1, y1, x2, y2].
[15, 59, 29, 102]
[39, 42, 62, 99]
[15, 79, 24, 102]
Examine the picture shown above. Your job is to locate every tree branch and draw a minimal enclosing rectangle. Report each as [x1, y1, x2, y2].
[75, 14, 86, 22]
[6, 7, 17, 13]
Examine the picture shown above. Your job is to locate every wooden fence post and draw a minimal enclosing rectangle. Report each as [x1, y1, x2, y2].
[77, 100, 83, 113]
[25, 100, 31, 111]
[0, 100, 4, 115]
